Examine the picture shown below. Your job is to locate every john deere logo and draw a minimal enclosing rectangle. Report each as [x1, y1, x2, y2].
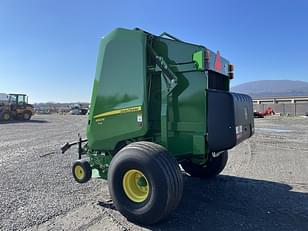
[94, 106, 142, 122]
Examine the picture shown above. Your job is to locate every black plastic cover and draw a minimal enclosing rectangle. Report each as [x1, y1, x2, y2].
[207, 89, 254, 152]
[208, 71, 228, 90]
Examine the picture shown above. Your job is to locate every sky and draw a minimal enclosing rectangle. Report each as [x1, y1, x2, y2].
[0, 0, 308, 103]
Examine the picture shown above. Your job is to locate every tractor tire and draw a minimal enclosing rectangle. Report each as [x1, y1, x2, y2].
[72, 159, 92, 183]
[108, 141, 183, 225]
[181, 151, 228, 178]
[22, 111, 32, 120]
[1, 111, 11, 121]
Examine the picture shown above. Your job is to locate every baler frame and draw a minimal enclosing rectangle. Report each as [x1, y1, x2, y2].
[62, 28, 255, 225]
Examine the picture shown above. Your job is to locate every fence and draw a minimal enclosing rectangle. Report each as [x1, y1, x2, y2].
[253, 102, 308, 116]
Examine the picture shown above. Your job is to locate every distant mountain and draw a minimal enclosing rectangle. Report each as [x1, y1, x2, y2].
[231, 80, 308, 98]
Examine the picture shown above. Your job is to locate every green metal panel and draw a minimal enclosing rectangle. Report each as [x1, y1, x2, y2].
[86, 28, 232, 165]
[76, 27, 255, 180]
[149, 38, 208, 157]
[193, 135, 206, 155]
[87, 28, 148, 151]
[193, 50, 205, 71]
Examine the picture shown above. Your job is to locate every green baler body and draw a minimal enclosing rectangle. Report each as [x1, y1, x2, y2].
[87, 28, 252, 163]
[87, 29, 149, 151]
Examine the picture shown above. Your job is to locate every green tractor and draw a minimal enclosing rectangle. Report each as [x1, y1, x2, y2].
[62, 28, 254, 224]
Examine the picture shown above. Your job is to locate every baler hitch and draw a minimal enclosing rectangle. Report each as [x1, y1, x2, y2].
[61, 137, 87, 155]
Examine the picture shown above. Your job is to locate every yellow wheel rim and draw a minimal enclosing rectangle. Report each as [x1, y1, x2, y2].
[122, 169, 149, 203]
[74, 165, 85, 180]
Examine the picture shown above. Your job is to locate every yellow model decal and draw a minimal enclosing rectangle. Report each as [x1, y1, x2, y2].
[94, 106, 142, 120]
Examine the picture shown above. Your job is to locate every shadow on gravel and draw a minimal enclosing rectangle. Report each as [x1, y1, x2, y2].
[99, 175, 308, 231]
[0, 119, 49, 124]
[150, 175, 308, 231]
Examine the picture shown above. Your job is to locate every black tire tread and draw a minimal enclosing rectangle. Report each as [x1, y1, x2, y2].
[132, 142, 183, 217]
[181, 151, 228, 178]
[72, 159, 92, 183]
[22, 111, 32, 120]
[108, 141, 183, 225]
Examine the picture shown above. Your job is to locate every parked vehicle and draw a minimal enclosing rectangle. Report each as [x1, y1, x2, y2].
[62, 28, 255, 224]
[254, 107, 275, 118]
[0, 93, 34, 121]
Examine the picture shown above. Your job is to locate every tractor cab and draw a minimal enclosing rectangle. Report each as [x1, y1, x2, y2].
[9, 94, 28, 105]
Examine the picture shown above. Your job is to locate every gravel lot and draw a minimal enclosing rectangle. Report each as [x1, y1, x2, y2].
[1, 115, 308, 231]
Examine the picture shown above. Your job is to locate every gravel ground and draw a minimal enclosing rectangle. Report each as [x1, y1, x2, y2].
[1, 115, 308, 231]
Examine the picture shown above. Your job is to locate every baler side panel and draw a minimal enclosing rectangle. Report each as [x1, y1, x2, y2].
[150, 38, 207, 156]
[87, 29, 148, 151]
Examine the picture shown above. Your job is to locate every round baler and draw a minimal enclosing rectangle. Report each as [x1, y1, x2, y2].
[62, 28, 254, 225]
